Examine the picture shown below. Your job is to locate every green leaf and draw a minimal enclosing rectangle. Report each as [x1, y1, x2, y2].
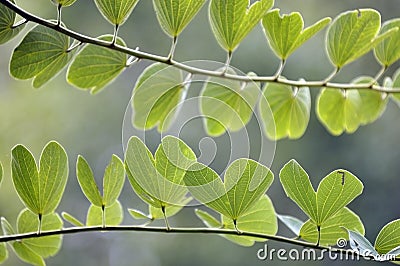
[300, 207, 364, 246]
[221, 195, 277, 246]
[259, 82, 311, 140]
[326, 9, 393, 67]
[10, 24, 73, 88]
[195, 209, 221, 228]
[94, 0, 139, 25]
[279, 159, 317, 222]
[0, 0, 25, 45]
[374, 19, 400, 66]
[103, 155, 125, 207]
[200, 70, 259, 136]
[87, 200, 123, 226]
[184, 158, 273, 221]
[12, 242, 45, 266]
[375, 219, 400, 255]
[277, 214, 303, 236]
[61, 212, 84, 227]
[67, 35, 127, 94]
[262, 9, 331, 59]
[128, 209, 151, 220]
[153, 0, 206, 37]
[316, 88, 362, 136]
[132, 63, 186, 132]
[76, 156, 103, 207]
[125, 136, 196, 209]
[12, 141, 68, 216]
[17, 209, 63, 258]
[209, 0, 274, 52]
[391, 69, 400, 104]
[51, 0, 77, 7]
[0, 242, 7, 264]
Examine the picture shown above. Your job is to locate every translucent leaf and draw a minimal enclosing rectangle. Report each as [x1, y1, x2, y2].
[300, 207, 364, 246]
[132, 63, 185, 132]
[153, 0, 206, 37]
[51, 0, 77, 7]
[0, 242, 7, 264]
[94, 0, 139, 25]
[67, 35, 127, 94]
[184, 159, 273, 221]
[222, 195, 277, 246]
[10, 24, 73, 88]
[279, 159, 317, 222]
[61, 212, 84, 227]
[326, 9, 393, 68]
[315, 169, 363, 225]
[195, 209, 221, 228]
[200, 70, 259, 136]
[17, 209, 63, 258]
[12, 141, 68, 215]
[125, 136, 196, 209]
[86, 200, 123, 226]
[76, 156, 103, 207]
[103, 155, 125, 207]
[128, 209, 151, 220]
[375, 219, 400, 255]
[316, 88, 362, 136]
[209, 0, 274, 52]
[259, 82, 310, 140]
[346, 229, 379, 257]
[0, 0, 25, 45]
[12, 243, 45, 266]
[374, 18, 400, 66]
[262, 9, 331, 59]
[277, 214, 304, 236]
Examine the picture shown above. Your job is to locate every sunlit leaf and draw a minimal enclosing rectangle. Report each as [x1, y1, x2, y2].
[300, 207, 364, 246]
[153, 0, 206, 37]
[374, 19, 400, 66]
[259, 82, 310, 140]
[94, 0, 139, 25]
[200, 70, 259, 136]
[76, 156, 103, 207]
[67, 35, 127, 94]
[0, 242, 7, 264]
[12, 141, 68, 216]
[195, 209, 221, 228]
[262, 9, 331, 59]
[316, 88, 362, 136]
[17, 209, 63, 258]
[86, 200, 123, 226]
[326, 9, 395, 68]
[61, 212, 84, 227]
[128, 209, 151, 220]
[209, 0, 274, 52]
[12, 243, 45, 266]
[10, 24, 73, 88]
[184, 159, 273, 221]
[0, 0, 25, 45]
[375, 219, 400, 255]
[132, 63, 186, 132]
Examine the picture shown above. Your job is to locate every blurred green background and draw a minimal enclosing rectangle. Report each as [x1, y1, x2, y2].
[1, 0, 400, 265]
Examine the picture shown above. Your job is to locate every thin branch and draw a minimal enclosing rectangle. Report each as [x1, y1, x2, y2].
[0, 0, 399, 93]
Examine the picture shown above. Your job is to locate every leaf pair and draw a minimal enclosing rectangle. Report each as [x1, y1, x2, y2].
[11, 142, 68, 218]
[196, 195, 277, 246]
[184, 158, 273, 224]
[280, 160, 363, 244]
[317, 77, 388, 135]
[1, 209, 63, 266]
[0, 0, 24, 45]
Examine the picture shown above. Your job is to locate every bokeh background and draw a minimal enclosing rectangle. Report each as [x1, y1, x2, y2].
[1, 0, 400, 265]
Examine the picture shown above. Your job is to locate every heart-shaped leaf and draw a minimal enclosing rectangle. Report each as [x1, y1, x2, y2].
[0, 0, 25, 45]
[200, 69, 259, 136]
[132, 63, 187, 132]
[280, 160, 363, 226]
[11, 141, 68, 216]
[76, 154, 125, 208]
[125, 136, 196, 209]
[316, 88, 362, 136]
[209, 0, 274, 52]
[374, 18, 400, 66]
[67, 35, 127, 94]
[262, 9, 331, 59]
[10, 24, 73, 88]
[375, 219, 400, 255]
[326, 9, 395, 68]
[259, 82, 311, 140]
[86, 201, 123, 226]
[153, 0, 206, 37]
[184, 158, 273, 222]
[94, 0, 139, 25]
[300, 207, 364, 246]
